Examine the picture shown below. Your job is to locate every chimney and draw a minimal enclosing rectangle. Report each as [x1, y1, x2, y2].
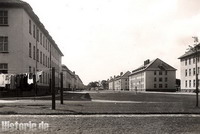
[144, 59, 150, 66]
[120, 72, 123, 76]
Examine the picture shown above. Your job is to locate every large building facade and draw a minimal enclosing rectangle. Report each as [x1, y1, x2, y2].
[0, 0, 63, 95]
[178, 45, 200, 92]
[129, 58, 176, 92]
[108, 71, 130, 91]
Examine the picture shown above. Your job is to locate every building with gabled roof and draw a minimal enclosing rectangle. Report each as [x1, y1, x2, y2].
[178, 43, 200, 92]
[108, 71, 130, 91]
[114, 71, 130, 91]
[129, 58, 176, 92]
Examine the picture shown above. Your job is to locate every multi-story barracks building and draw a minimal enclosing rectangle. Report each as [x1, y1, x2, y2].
[0, 0, 63, 96]
[129, 58, 176, 92]
[178, 44, 200, 92]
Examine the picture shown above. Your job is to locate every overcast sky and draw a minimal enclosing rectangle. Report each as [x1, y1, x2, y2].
[23, 0, 200, 85]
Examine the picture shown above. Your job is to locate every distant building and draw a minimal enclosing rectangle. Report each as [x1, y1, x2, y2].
[62, 65, 85, 91]
[108, 77, 115, 90]
[129, 58, 176, 92]
[178, 45, 200, 92]
[113, 71, 130, 91]
[62, 65, 74, 91]
[74, 74, 85, 90]
[108, 72, 130, 91]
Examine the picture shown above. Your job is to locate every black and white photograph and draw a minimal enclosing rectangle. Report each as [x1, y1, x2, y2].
[0, 0, 200, 133]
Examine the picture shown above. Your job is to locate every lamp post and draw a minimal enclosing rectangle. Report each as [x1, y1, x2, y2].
[189, 37, 199, 107]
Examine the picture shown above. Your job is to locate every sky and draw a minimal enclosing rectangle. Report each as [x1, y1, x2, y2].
[23, 0, 200, 85]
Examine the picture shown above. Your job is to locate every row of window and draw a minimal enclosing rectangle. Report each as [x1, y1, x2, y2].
[29, 19, 60, 62]
[154, 84, 168, 88]
[185, 57, 199, 66]
[154, 77, 168, 82]
[29, 43, 50, 68]
[154, 71, 168, 75]
[29, 19, 50, 53]
[0, 10, 8, 26]
[185, 80, 199, 88]
[185, 68, 199, 77]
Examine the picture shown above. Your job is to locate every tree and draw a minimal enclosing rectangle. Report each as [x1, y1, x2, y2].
[101, 80, 108, 90]
[87, 81, 99, 90]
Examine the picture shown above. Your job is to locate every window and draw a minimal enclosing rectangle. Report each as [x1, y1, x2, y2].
[185, 69, 187, 76]
[33, 46, 35, 60]
[185, 80, 187, 88]
[33, 67, 35, 73]
[36, 49, 39, 62]
[185, 59, 187, 65]
[40, 51, 42, 64]
[47, 42, 49, 51]
[154, 71, 156, 75]
[29, 66, 32, 73]
[33, 25, 36, 38]
[43, 36, 45, 48]
[154, 77, 157, 82]
[43, 53, 45, 65]
[154, 84, 157, 88]
[193, 68, 196, 76]
[0, 36, 8, 52]
[193, 57, 195, 64]
[159, 71, 162, 75]
[165, 77, 168, 82]
[40, 32, 42, 45]
[189, 69, 191, 76]
[165, 71, 167, 75]
[165, 84, 168, 88]
[36, 29, 39, 42]
[189, 80, 191, 88]
[0, 63, 8, 73]
[29, 43, 32, 58]
[48, 57, 49, 68]
[46, 56, 47, 67]
[159, 84, 162, 88]
[0, 11, 8, 26]
[159, 78, 162, 82]
[189, 58, 191, 65]
[29, 19, 32, 34]
[193, 80, 196, 87]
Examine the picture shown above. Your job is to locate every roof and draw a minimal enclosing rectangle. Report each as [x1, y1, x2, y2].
[75, 75, 83, 84]
[110, 71, 131, 81]
[0, 0, 64, 56]
[61, 65, 75, 77]
[129, 58, 176, 76]
[116, 71, 130, 80]
[178, 44, 200, 59]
